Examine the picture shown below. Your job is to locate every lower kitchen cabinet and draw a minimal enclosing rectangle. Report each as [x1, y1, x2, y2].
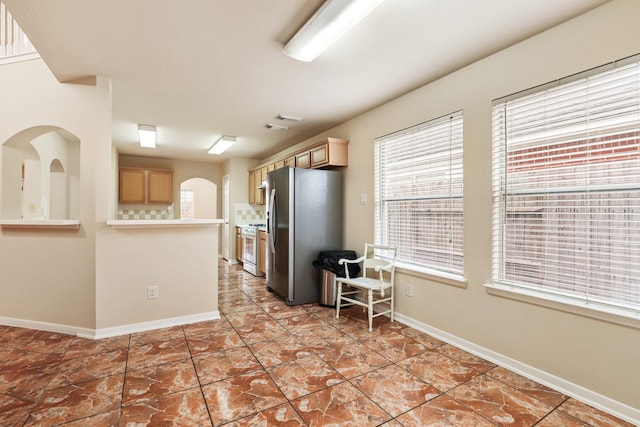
[236, 226, 243, 263]
[259, 230, 267, 273]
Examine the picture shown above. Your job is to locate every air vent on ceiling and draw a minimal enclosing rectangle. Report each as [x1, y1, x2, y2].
[275, 114, 304, 122]
[265, 123, 289, 130]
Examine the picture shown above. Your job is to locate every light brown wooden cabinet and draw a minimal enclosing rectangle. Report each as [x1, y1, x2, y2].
[249, 169, 265, 205]
[295, 151, 311, 168]
[248, 170, 256, 204]
[259, 230, 267, 274]
[248, 137, 348, 204]
[236, 226, 244, 263]
[285, 156, 296, 167]
[119, 167, 173, 204]
[310, 139, 348, 168]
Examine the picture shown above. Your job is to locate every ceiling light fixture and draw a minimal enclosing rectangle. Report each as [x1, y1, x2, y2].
[265, 123, 289, 130]
[283, 0, 385, 62]
[138, 124, 156, 148]
[208, 135, 236, 155]
[275, 114, 304, 122]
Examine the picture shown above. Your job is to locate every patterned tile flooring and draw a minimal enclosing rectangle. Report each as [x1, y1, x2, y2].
[0, 261, 635, 426]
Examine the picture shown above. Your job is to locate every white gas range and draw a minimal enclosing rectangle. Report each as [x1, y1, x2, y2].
[241, 223, 265, 277]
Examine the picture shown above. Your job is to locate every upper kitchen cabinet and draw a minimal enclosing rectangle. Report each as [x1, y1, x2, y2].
[285, 156, 296, 167]
[248, 169, 264, 205]
[295, 151, 311, 169]
[247, 137, 348, 205]
[119, 167, 173, 204]
[310, 139, 348, 168]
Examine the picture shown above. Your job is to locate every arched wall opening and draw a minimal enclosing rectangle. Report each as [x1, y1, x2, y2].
[179, 177, 217, 219]
[1, 126, 80, 220]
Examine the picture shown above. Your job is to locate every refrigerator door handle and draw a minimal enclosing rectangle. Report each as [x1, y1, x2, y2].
[268, 188, 277, 253]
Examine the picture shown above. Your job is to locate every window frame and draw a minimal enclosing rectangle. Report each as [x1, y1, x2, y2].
[489, 54, 640, 329]
[374, 111, 465, 284]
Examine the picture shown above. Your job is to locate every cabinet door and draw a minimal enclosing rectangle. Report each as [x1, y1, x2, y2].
[119, 169, 146, 203]
[254, 170, 264, 205]
[259, 232, 266, 273]
[248, 171, 256, 204]
[296, 152, 310, 168]
[310, 144, 329, 167]
[147, 170, 173, 203]
[236, 228, 243, 262]
[285, 156, 296, 167]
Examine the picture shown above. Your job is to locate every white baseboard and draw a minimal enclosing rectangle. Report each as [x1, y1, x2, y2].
[394, 312, 640, 426]
[89, 311, 221, 339]
[0, 316, 95, 338]
[0, 311, 222, 340]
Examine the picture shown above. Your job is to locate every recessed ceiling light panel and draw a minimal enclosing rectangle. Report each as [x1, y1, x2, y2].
[138, 124, 156, 148]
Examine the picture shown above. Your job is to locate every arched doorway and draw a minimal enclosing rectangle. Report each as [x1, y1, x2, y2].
[179, 177, 216, 219]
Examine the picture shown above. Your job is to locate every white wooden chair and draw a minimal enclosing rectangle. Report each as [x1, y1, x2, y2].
[335, 244, 397, 332]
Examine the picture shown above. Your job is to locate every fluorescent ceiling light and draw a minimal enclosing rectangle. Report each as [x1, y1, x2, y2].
[283, 0, 385, 62]
[138, 124, 156, 148]
[209, 135, 236, 155]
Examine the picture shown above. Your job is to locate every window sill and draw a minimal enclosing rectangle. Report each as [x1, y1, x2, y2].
[484, 282, 640, 330]
[396, 263, 467, 288]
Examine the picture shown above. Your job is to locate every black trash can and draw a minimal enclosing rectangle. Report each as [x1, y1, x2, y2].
[313, 250, 360, 307]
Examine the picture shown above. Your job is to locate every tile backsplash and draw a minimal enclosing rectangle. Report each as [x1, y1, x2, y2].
[235, 203, 264, 225]
[118, 205, 174, 220]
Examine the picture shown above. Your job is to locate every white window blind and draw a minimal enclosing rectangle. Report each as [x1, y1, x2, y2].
[375, 111, 463, 274]
[492, 57, 640, 314]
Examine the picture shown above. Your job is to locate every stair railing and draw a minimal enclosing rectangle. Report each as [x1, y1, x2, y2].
[1, 1, 38, 63]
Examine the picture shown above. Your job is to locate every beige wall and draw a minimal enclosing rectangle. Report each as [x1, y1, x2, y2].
[95, 225, 218, 331]
[0, 59, 110, 330]
[99, 153, 222, 330]
[263, 0, 640, 416]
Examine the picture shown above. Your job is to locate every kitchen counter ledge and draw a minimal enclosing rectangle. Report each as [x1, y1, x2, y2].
[0, 219, 80, 230]
[107, 219, 223, 229]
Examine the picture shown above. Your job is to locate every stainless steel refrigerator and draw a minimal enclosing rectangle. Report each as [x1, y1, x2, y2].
[266, 167, 343, 305]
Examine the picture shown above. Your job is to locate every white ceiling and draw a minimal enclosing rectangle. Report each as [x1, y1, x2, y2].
[5, 0, 609, 163]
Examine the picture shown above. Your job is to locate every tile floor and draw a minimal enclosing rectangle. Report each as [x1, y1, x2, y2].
[0, 261, 635, 426]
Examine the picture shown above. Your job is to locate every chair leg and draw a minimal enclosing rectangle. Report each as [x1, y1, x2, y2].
[335, 281, 341, 320]
[390, 286, 395, 323]
[367, 289, 373, 332]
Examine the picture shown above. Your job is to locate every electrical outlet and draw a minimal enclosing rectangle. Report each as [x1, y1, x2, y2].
[405, 283, 413, 297]
[147, 285, 159, 299]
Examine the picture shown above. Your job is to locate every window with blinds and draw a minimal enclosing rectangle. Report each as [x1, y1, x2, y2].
[374, 111, 463, 275]
[492, 56, 640, 315]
